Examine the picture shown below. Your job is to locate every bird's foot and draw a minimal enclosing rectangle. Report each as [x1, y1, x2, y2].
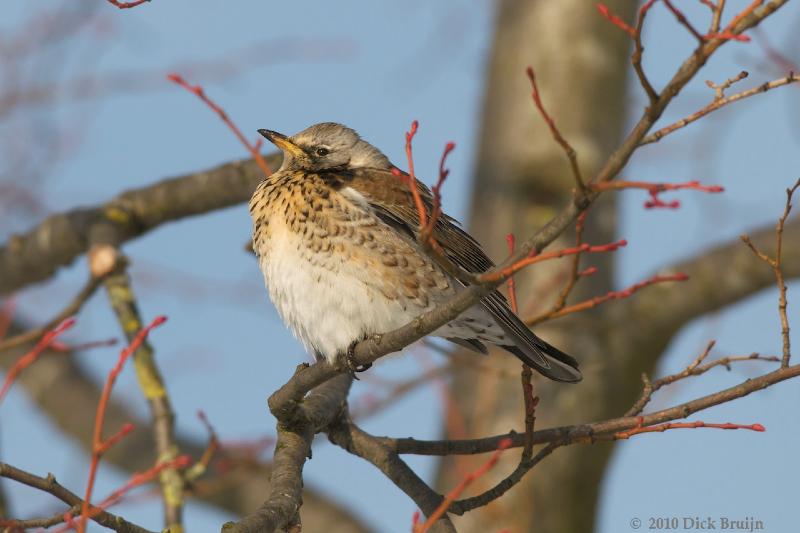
[345, 340, 372, 379]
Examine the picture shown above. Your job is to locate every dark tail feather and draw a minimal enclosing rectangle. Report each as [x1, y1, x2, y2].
[481, 291, 582, 383]
[501, 342, 582, 383]
[447, 337, 489, 355]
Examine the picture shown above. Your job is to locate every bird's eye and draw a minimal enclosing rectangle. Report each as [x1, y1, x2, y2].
[315, 147, 330, 157]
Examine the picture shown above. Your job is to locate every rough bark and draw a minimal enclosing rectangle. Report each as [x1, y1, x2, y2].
[436, 1, 643, 532]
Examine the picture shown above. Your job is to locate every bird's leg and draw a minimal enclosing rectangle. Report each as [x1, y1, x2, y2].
[345, 339, 372, 376]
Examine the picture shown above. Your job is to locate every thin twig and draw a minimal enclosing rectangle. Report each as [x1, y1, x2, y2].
[415, 439, 512, 530]
[641, 73, 799, 145]
[505, 235, 538, 461]
[614, 420, 764, 439]
[0, 276, 102, 353]
[775, 180, 798, 366]
[706, 70, 749, 99]
[0, 462, 155, 533]
[625, 340, 779, 416]
[477, 239, 627, 284]
[0, 505, 80, 529]
[0, 318, 77, 404]
[526, 272, 689, 327]
[664, 0, 706, 42]
[167, 73, 272, 177]
[384, 361, 798, 458]
[711, 0, 727, 34]
[525, 67, 585, 191]
[79, 316, 166, 533]
[740, 178, 799, 367]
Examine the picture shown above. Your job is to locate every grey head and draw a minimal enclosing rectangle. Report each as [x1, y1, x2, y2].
[258, 122, 391, 172]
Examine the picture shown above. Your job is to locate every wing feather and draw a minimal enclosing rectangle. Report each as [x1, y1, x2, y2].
[339, 167, 581, 383]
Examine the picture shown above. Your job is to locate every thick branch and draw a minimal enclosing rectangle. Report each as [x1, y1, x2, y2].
[222, 374, 352, 533]
[327, 414, 455, 533]
[0, 155, 280, 296]
[613, 217, 800, 353]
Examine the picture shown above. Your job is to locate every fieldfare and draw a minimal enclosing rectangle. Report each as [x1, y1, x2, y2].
[249, 122, 581, 383]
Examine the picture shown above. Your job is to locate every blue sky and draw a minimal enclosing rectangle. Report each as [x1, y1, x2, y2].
[1, 1, 798, 532]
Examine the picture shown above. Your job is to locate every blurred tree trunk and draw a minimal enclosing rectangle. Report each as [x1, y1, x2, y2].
[436, 1, 638, 531]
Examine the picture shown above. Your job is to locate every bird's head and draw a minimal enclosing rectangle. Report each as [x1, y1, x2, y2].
[258, 122, 390, 173]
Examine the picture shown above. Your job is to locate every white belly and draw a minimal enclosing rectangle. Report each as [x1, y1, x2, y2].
[257, 224, 421, 364]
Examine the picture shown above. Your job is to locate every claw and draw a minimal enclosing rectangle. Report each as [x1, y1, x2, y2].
[345, 340, 372, 378]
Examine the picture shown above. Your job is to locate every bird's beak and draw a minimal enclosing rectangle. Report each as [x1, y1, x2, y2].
[258, 129, 304, 157]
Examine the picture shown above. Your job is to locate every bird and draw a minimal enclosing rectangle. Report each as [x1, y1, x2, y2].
[248, 122, 581, 383]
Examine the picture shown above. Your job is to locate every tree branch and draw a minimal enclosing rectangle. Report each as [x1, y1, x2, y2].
[327, 414, 456, 533]
[0, 155, 280, 296]
[0, 324, 374, 532]
[378, 362, 800, 456]
[222, 374, 352, 533]
[613, 216, 800, 353]
[0, 462, 154, 533]
[99, 266, 183, 531]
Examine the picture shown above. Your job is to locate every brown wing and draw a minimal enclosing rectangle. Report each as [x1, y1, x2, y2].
[340, 167, 581, 383]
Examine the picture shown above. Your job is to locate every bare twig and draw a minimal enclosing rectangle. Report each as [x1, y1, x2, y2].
[505, 235, 538, 461]
[625, 340, 779, 416]
[167, 74, 272, 177]
[382, 361, 800, 457]
[597, 1, 658, 102]
[415, 438, 512, 531]
[0, 462, 155, 533]
[525, 67, 585, 191]
[0, 318, 76, 404]
[663, 1, 705, 42]
[706, 70, 750, 99]
[740, 178, 799, 367]
[79, 316, 167, 533]
[614, 420, 764, 439]
[0, 276, 102, 353]
[526, 272, 689, 327]
[641, 73, 800, 145]
[0, 505, 80, 530]
[711, 0, 727, 34]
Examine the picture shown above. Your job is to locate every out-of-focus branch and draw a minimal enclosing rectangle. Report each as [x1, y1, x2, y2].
[105, 0, 150, 9]
[0, 276, 101, 352]
[167, 74, 273, 177]
[78, 316, 167, 533]
[100, 265, 183, 531]
[0, 155, 281, 296]
[613, 216, 800, 357]
[0, 324, 374, 532]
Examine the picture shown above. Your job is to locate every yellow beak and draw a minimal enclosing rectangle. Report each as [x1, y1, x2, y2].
[258, 129, 305, 157]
